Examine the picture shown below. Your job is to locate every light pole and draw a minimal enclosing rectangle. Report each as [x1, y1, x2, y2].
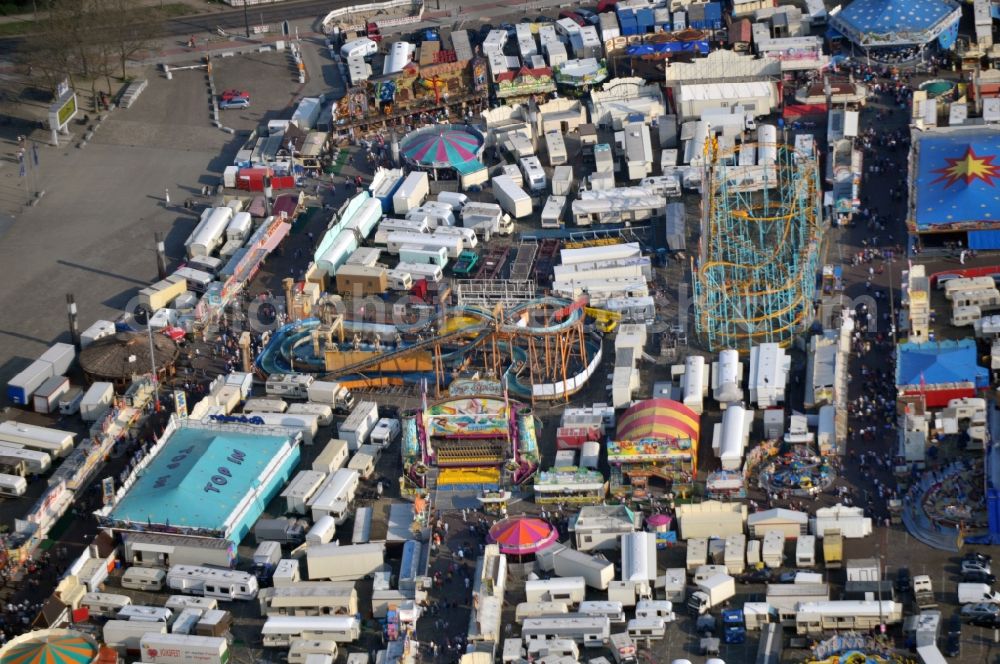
[147, 322, 160, 412]
[242, 0, 250, 38]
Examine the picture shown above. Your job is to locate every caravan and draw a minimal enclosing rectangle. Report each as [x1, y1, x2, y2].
[261, 616, 361, 646]
[521, 615, 610, 648]
[122, 567, 166, 592]
[81, 593, 132, 618]
[166, 565, 259, 601]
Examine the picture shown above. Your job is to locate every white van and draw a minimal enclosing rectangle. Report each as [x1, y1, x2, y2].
[122, 567, 166, 592]
[81, 592, 132, 618]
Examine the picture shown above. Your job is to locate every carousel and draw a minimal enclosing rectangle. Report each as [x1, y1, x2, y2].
[758, 447, 835, 497]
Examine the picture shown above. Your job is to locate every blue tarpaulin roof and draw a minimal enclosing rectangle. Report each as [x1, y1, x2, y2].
[913, 130, 1000, 231]
[896, 339, 989, 388]
[831, 0, 960, 46]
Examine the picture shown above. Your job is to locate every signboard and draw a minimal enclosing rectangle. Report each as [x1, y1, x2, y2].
[173, 390, 188, 419]
[48, 89, 78, 132]
[101, 477, 115, 505]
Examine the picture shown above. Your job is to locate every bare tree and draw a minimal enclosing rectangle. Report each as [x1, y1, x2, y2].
[102, 0, 163, 80]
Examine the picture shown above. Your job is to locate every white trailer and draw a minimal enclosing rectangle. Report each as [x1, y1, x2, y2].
[104, 620, 167, 652]
[552, 166, 575, 196]
[492, 174, 532, 218]
[392, 171, 429, 215]
[287, 403, 334, 427]
[308, 468, 359, 524]
[520, 155, 548, 192]
[243, 412, 319, 444]
[281, 470, 328, 515]
[312, 439, 349, 473]
[339, 401, 378, 450]
[259, 581, 359, 617]
[306, 515, 337, 545]
[166, 565, 259, 601]
[541, 195, 566, 229]
[38, 341, 75, 375]
[261, 616, 361, 647]
[545, 130, 568, 166]
[552, 548, 614, 590]
[140, 634, 229, 664]
[0, 474, 27, 497]
[399, 245, 448, 268]
[433, 226, 478, 250]
[520, 615, 610, 649]
[386, 231, 463, 258]
[621, 532, 657, 582]
[80, 319, 116, 349]
[525, 577, 587, 606]
[185, 207, 233, 258]
[0, 421, 74, 458]
[78, 381, 113, 421]
[0, 444, 50, 474]
[32, 375, 69, 414]
[306, 542, 385, 582]
[6, 360, 54, 406]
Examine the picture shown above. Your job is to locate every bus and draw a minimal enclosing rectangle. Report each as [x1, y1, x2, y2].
[261, 616, 361, 647]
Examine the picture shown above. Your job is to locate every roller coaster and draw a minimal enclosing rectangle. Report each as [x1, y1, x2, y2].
[256, 296, 603, 402]
[693, 138, 823, 352]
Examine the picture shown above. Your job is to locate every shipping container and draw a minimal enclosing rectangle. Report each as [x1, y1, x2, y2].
[33, 375, 69, 414]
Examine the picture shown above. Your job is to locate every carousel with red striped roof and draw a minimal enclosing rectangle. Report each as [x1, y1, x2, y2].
[607, 398, 701, 500]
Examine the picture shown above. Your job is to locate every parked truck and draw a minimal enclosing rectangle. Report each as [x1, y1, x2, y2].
[139, 634, 229, 664]
[307, 381, 355, 413]
[491, 174, 532, 219]
[913, 575, 938, 610]
[823, 530, 843, 569]
[687, 574, 736, 615]
[452, 250, 479, 276]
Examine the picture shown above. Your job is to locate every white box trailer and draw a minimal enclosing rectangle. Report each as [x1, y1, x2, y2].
[551, 166, 575, 196]
[6, 359, 54, 405]
[104, 619, 166, 652]
[245, 412, 319, 444]
[80, 381, 114, 421]
[308, 468, 360, 524]
[386, 231, 463, 258]
[0, 421, 74, 458]
[287, 403, 334, 427]
[396, 262, 444, 284]
[579, 441, 600, 469]
[552, 549, 614, 590]
[306, 542, 385, 582]
[38, 342, 75, 375]
[261, 616, 361, 647]
[392, 171, 429, 215]
[281, 470, 328, 515]
[525, 577, 587, 606]
[185, 207, 233, 258]
[339, 401, 378, 451]
[140, 633, 230, 664]
[492, 174, 532, 218]
[33, 375, 70, 414]
[306, 515, 337, 545]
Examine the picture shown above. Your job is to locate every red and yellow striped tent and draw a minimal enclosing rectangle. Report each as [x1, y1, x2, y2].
[616, 398, 700, 443]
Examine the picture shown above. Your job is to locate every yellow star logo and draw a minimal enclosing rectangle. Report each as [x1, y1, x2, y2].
[931, 146, 1000, 188]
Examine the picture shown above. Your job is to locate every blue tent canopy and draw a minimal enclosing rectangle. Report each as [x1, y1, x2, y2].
[830, 0, 961, 48]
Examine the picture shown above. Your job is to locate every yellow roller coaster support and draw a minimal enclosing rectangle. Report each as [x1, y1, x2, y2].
[585, 307, 621, 333]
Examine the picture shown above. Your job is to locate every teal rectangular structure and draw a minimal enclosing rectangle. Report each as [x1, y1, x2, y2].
[105, 421, 300, 544]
